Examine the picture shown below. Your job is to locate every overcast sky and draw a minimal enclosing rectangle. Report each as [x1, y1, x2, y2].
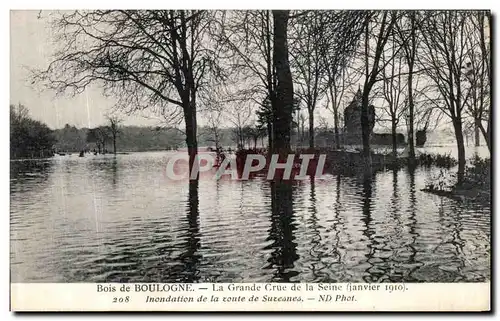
[10, 10, 345, 132]
[10, 10, 162, 129]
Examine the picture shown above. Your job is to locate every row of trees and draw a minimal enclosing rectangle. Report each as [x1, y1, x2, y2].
[54, 123, 187, 153]
[35, 10, 491, 182]
[55, 122, 288, 153]
[351, 11, 490, 182]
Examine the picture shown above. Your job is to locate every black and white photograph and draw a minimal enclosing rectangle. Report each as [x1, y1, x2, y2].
[9, 7, 492, 311]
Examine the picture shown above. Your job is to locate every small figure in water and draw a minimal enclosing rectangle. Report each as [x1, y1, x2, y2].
[214, 146, 226, 167]
[79, 150, 84, 157]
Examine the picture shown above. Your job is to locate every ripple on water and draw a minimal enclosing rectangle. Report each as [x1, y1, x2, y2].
[10, 154, 490, 282]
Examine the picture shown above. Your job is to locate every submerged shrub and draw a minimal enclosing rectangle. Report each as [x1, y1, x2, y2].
[461, 156, 491, 190]
[425, 169, 454, 192]
[417, 153, 457, 168]
[422, 154, 490, 203]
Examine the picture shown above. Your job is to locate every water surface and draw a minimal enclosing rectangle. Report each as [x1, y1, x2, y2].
[10, 146, 490, 283]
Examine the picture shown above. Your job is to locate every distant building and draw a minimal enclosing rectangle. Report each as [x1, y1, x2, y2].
[343, 89, 375, 145]
[342, 89, 406, 147]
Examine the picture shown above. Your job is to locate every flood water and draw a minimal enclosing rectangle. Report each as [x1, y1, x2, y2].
[10, 146, 490, 283]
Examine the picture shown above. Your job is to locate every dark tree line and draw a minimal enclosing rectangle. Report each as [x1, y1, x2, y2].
[10, 104, 56, 159]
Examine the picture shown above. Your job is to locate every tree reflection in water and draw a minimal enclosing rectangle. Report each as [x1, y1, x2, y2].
[406, 165, 424, 281]
[359, 172, 378, 282]
[361, 168, 425, 282]
[178, 180, 202, 282]
[110, 157, 118, 186]
[305, 177, 326, 281]
[330, 174, 343, 270]
[264, 181, 299, 282]
[10, 159, 54, 188]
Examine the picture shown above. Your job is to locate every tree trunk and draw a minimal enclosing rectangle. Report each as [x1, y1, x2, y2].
[407, 12, 416, 165]
[332, 99, 340, 150]
[474, 121, 480, 147]
[272, 10, 293, 154]
[308, 110, 314, 149]
[295, 112, 300, 149]
[268, 180, 297, 276]
[214, 132, 219, 150]
[300, 122, 305, 147]
[267, 121, 273, 149]
[361, 89, 372, 169]
[238, 128, 244, 150]
[328, 87, 340, 150]
[486, 107, 491, 152]
[334, 112, 340, 150]
[479, 121, 490, 153]
[407, 66, 416, 165]
[184, 99, 198, 180]
[453, 118, 466, 185]
[113, 133, 117, 155]
[391, 118, 397, 159]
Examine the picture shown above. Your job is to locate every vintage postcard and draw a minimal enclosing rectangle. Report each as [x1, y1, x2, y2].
[10, 8, 491, 312]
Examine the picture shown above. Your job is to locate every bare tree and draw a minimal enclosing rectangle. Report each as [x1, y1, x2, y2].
[419, 11, 477, 183]
[408, 78, 446, 146]
[290, 11, 366, 150]
[205, 109, 224, 151]
[394, 11, 420, 164]
[34, 10, 222, 178]
[322, 11, 367, 150]
[462, 118, 476, 147]
[246, 125, 265, 150]
[214, 10, 276, 149]
[463, 11, 491, 151]
[256, 97, 273, 148]
[215, 10, 295, 153]
[106, 115, 123, 155]
[317, 115, 330, 131]
[215, 11, 275, 105]
[10, 103, 30, 124]
[298, 112, 307, 147]
[379, 34, 408, 158]
[482, 12, 492, 150]
[226, 102, 253, 150]
[87, 126, 111, 154]
[325, 65, 362, 149]
[289, 11, 329, 149]
[359, 11, 397, 168]
[198, 83, 228, 152]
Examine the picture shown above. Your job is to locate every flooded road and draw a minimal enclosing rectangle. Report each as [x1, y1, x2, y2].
[10, 147, 490, 283]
